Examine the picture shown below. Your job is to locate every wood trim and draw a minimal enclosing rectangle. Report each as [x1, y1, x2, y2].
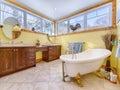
[56, 26, 117, 36]
[5, 0, 54, 22]
[112, 0, 116, 27]
[21, 29, 47, 35]
[54, 21, 56, 35]
[56, 0, 113, 21]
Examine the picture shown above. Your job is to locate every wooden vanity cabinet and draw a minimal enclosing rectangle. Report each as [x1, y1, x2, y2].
[0, 46, 36, 77]
[42, 45, 61, 62]
[0, 48, 14, 75]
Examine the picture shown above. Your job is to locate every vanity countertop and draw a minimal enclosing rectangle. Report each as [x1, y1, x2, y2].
[41, 44, 61, 46]
[0, 43, 36, 47]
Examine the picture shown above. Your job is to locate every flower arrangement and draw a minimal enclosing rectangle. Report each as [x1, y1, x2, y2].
[102, 28, 116, 72]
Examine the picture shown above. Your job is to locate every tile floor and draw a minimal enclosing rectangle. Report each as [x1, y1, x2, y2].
[0, 60, 120, 90]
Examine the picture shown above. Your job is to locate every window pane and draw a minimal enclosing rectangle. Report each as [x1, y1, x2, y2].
[34, 19, 42, 32]
[97, 7, 110, 15]
[43, 20, 54, 35]
[69, 15, 84, 32]
[26, 13, 39, 30]
[3, 4, 13, 14]
[87, 4, 112, 29]
[87, 14, 110, 28]
[57, 21, 68, 34]
[87, 11, 96, 19]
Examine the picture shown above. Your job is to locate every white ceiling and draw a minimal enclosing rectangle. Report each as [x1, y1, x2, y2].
[14, 0, 106, 20]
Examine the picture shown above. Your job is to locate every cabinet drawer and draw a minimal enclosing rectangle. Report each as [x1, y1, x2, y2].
[42, 45, 61, 62]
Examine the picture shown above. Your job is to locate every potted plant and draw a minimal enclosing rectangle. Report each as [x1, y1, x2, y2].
[36, 39, 40, 46]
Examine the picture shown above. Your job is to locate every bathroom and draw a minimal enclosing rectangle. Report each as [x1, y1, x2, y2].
[0, 0, 120, 90]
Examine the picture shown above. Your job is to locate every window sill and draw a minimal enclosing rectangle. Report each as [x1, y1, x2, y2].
[21, 29, 47, 35]
[56, 26, 117, 36]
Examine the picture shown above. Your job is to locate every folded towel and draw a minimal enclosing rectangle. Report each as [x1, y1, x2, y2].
[68, 42, 83, 54]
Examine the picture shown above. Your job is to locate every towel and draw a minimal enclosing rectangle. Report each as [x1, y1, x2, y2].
[68, 42, 83, 54]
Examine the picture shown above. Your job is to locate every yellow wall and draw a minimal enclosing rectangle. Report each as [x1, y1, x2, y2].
[55, 30, 116, 54]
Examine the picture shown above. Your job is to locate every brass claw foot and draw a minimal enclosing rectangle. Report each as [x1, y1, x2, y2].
[71, 73, 83, 87]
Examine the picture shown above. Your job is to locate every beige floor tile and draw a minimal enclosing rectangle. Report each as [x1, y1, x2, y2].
[0, 60, 119, 90]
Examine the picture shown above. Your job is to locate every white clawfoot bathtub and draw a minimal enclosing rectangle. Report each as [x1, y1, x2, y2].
[60, 49, 111, 77]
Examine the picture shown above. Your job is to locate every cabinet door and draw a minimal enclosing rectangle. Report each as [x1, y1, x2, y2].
[15, 47, 26, 70]
[42, 46, 61, 62]
[0, 48, 14, 75]
[25, 47, 36, 67]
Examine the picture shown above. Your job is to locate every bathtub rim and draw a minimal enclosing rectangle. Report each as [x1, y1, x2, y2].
[60, 48, 111, 63]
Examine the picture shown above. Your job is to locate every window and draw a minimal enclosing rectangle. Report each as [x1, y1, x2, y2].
[0, 3, 24, 28]
[57, 3, 112, 35]
[69, 15, 84, 32]
[86, 3, 112, 29]
[26, 13, 42, 32]
[43, 20, 54, 35]
[57, 20, 68, 34]
[0, 1, 54, 35]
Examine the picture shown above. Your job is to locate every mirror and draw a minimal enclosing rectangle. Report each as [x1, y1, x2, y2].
[3, 17, 21, 39]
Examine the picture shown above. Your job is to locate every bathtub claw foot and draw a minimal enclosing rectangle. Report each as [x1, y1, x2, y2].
[71, 73, 83, 87]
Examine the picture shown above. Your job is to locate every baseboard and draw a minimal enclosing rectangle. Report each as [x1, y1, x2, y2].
[36, 58, 42, 63]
